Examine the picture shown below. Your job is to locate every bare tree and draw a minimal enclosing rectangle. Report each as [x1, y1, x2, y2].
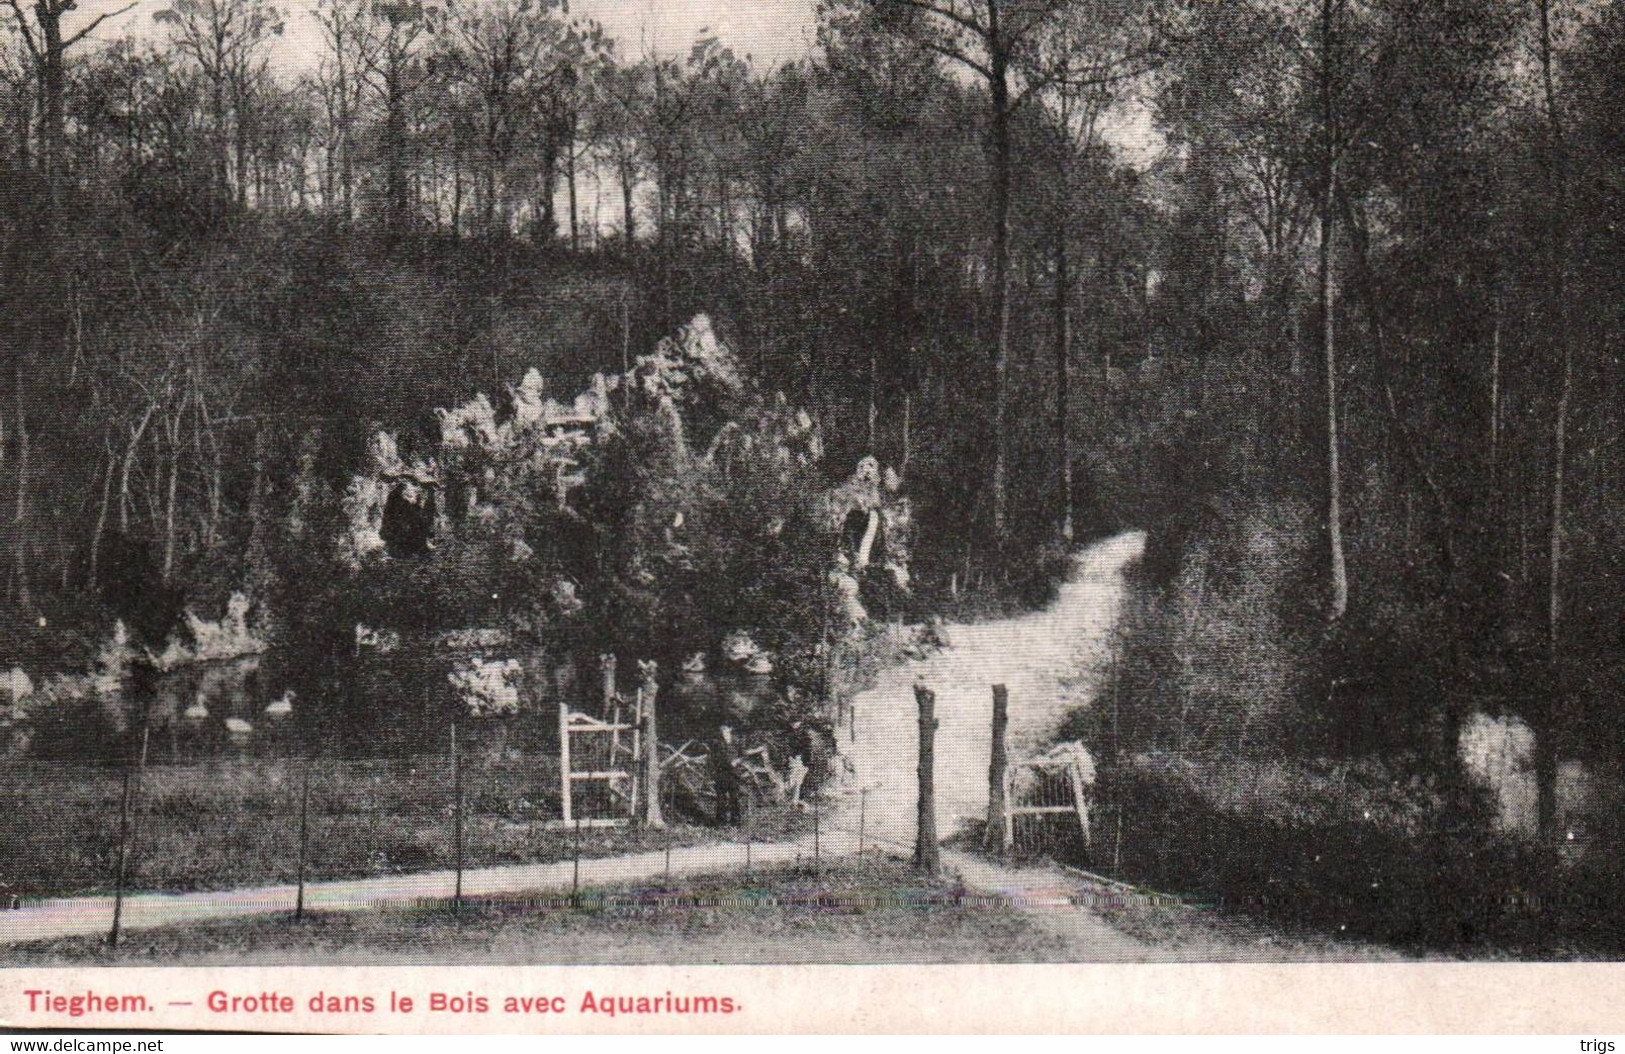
[0, 26, 37, 166]
[4, 0, 138, 196]
[1027, 0, 1162, 544]
[359, 0, 437, 233]
[1314, 0, 1349, 621]
[438, 0, 572, 236]
[854, 0, 1158, 543]
[153, 0, 284, 202]
[593, 56, 647, 252]
[312, 0, 373, 218]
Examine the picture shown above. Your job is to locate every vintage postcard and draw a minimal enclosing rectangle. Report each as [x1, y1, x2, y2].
[1, 0, 1622, 1035]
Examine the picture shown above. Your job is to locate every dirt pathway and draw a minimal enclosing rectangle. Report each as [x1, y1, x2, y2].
[842, 531, 1146, 849]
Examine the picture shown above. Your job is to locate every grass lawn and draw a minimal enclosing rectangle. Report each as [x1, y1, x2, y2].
[1, 755, 809, 899]
[0, 857, 1076, 966]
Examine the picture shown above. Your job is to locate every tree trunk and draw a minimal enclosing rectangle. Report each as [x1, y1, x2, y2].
[162, 420, 180, 583]
[1490, 292, 1501, 471]
[322, 137, 336, 212]
[339, 81, 355, 220]
[90, 439, 115, 591]
[567, 135, 579, 251]
[620, 155, 636, 252]
[26, 1, 69, 210]
[11, 372, 32, 611]
[856, 339, 871, 453]
[1538, 0, 1573, 667]
[482, 111, 499, 235]
[385, 55, 409, 235]
[1321, 168, 1347, 622]
[212, 76, 230, 198]
[234, 90, 251, 208]
[41, 51, 65, 193]
[1054, 145, 1074, 545]
[988, 37, 1012, 543]
[34, 2, 66, 194]
[1319, 0, 1348, 622]
[206, 420, 222, 549]
[1490, 287, 1510, 629]
[11, 73, 32, 169]
[119, 400, 157, 534]
[248, 428, 266, 544]
[536, 133, 559, 243]
[451, 152, 464, 238]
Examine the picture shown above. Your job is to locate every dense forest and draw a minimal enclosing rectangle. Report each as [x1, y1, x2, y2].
[2, 0, 1623, 944]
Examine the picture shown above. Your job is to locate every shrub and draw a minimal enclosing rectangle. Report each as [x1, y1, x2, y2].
[1104, 495, 1321, 759]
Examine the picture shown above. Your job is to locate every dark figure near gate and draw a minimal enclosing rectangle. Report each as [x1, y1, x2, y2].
[710, 725, 742, 826]
[838, 506, 913, 621]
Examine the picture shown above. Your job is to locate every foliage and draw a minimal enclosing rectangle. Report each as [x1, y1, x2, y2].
[1097, 495, 1320, 759]
[1093, 753, 1625, 956]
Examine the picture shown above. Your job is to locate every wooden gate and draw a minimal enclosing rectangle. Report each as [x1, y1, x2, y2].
[1002, 752, 1092, 854]
[983, 685, 1094, 856]
[557, 655, 646, 827]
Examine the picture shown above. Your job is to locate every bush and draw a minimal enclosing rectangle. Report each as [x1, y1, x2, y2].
[1101, 495, 1321, 759]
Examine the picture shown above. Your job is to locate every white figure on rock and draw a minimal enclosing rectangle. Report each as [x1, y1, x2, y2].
[449, 657, 522, 717]
[0, 668, 33, 707]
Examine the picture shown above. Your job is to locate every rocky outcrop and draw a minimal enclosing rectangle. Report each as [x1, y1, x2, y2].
[0, 667, 32, 706]
[629, 313, 742, 408]
[148, 592, 270, 672]
[89, 621, 135, 694]
[449, 656, 522, 717]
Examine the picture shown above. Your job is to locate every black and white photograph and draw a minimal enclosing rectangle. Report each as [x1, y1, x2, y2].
[0, 0, 1622, 1031]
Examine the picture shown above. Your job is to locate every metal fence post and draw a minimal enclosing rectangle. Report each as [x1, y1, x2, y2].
[451, 719, 463, 912]
[295, 755, 311, 921]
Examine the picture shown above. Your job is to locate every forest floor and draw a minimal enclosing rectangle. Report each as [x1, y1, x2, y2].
[0, 534, 1406, 962]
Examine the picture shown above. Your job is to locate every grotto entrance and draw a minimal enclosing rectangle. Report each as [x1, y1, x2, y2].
[380, 479, 437, 558]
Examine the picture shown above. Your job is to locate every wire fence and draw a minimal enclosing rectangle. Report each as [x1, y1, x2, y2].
[0, 728, 845, 913]
[0, 748, 572, 901]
